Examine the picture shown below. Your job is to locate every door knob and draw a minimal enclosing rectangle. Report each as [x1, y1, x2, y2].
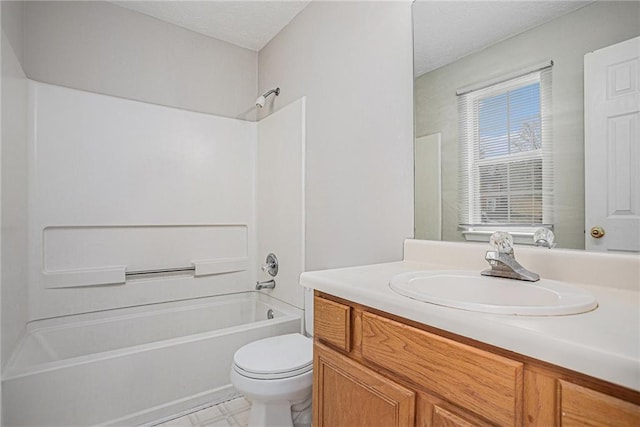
[590, 226, 605, 239]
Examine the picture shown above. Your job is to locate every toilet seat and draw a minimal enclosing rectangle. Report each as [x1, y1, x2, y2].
[233, 333, 312, 380]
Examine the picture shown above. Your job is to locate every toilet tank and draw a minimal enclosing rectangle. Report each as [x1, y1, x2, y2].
[304, 287, 313, 337]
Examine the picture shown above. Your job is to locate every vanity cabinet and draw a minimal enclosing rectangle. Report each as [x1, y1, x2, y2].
[313, 292, 640, 427]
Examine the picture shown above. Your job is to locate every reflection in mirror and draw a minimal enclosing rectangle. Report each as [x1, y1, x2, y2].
[413, 1, 640, 251]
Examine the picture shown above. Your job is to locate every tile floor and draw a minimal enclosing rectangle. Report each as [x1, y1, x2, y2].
[155, 396, 251, 427]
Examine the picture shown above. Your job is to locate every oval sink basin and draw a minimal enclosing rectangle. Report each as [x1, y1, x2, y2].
[389, 270, 597, 316]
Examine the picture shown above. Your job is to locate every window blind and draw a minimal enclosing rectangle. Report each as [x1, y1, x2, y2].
[458, 67, 553, 227]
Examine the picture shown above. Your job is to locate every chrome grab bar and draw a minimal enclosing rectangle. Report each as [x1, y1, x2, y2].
[125, 266, 195, 277]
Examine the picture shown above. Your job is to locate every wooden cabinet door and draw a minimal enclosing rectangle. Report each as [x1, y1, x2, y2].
[416, 392, 493, 427]
[558, 380, 640, 426]
[431, 405, 480, 427]
[313, 342, 415, 427]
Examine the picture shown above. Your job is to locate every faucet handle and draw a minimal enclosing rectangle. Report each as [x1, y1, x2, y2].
[534, 227, 556, 248]
[489, 231, 514, 254]
[261, 253, 278, 277]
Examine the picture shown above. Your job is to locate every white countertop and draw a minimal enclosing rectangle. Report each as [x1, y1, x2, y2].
[300, 240, 640, 391]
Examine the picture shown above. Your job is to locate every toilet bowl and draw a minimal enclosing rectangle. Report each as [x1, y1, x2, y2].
[230, 333, 313, 427]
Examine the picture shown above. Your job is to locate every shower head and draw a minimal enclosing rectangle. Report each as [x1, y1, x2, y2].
[255, 87, 280, 108]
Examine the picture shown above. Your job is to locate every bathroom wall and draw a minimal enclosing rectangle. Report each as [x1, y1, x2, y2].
[12, 1, 312, 321]
[1, 1, 23, 67]
[24, 1, 258, 120]
[1, 0, 29, 369]
[10, 0, 414, 331]
[258, 1, 415, 271]
[414, 1, 640, 249]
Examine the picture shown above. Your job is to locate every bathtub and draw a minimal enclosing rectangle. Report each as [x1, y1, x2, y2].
[2, 292, 303, 426]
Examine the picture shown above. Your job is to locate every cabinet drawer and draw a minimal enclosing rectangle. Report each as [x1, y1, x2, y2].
[314, 296, 351, 352]
[362, 312, 523, 426]
[558, 380, 640, 426]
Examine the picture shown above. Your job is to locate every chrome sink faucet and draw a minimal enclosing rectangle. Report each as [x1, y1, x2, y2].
[481, 231, 540, 282]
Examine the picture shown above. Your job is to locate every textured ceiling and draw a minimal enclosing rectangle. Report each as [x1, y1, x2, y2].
[413, 1, 592, 76]
[112, 1, 311, 51]
[112, 1, 592, 70]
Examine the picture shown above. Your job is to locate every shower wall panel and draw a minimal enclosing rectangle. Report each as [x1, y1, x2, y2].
[27, 81, 257, 320]
[256, 97, 306, 309]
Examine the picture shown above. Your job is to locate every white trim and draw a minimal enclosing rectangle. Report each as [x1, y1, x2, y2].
[458, 67, 553, 228]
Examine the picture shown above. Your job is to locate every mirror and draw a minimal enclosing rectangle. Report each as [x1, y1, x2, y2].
[413, 1, 640, 250]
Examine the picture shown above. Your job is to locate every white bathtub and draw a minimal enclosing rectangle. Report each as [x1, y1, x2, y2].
[2, 292, 303, 426]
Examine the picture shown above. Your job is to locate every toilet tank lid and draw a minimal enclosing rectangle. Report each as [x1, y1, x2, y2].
[233, 333, 312, 375]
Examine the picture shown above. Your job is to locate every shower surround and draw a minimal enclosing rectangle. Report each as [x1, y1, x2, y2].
[4, 81, 306, 425]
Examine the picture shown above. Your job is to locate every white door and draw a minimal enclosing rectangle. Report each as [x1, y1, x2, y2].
[585, 36, 640, 252]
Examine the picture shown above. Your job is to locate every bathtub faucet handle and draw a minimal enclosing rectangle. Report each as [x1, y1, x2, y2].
[261, 253, 279, 277]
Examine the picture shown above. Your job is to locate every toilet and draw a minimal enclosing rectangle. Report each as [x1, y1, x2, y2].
[230, 289, 314, 427]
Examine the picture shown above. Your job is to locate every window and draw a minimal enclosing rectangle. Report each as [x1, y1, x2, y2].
[458, 66, 553, 240]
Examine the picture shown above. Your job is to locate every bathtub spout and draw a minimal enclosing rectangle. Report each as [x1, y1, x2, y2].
[256, 279, 276, 290]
